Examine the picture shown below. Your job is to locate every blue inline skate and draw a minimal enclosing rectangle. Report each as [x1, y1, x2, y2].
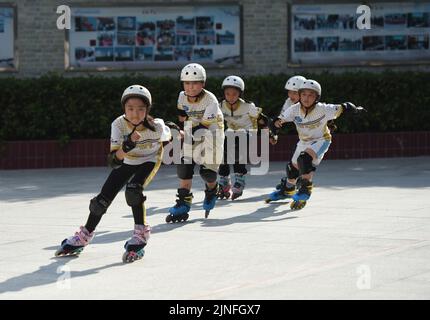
[166, 188, 193, 223]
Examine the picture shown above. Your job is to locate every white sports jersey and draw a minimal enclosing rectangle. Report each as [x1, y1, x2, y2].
[110, 116, 171, 165]
[220, 98, 262, 130]
[177, 89, 224, 171]
[279, 102, 343, 142]
[177, 89, 224, 131]
[278, 98, 294, 118]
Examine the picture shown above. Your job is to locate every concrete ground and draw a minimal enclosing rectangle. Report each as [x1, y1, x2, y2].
[0, 157, 429, 299]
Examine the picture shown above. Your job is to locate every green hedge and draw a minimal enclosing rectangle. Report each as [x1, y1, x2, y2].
[1, 71, 429, 141]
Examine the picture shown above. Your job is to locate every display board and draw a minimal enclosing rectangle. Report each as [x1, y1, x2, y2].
[0, 6, 16, 71]
[290, 2, 430, 65]
[67, 4, 241, 70]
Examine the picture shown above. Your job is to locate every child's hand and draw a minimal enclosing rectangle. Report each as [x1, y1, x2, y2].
[274, 119, 283, 128]
[269, 135, 278, 145]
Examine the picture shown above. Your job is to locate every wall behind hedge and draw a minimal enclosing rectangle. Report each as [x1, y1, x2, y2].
[1, 71, 429, 141]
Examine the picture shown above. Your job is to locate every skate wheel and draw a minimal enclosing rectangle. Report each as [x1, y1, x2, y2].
[122, 249, 144, 263]
[265, 198, 271, 203]
[55, 247, 83, 257]
[165, 214, 173, 223]
[290, 200, 306, 210]
[231, 193, 242, 201]
[182, 213, 189, 222]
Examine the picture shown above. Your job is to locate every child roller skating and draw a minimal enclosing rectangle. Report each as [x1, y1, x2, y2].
[266, 79, 366, 210]
[166, 63, 225, 221]
[217, 75, 277, 201]
[266, 75, 306, 203]
[55, 85, 173, 263]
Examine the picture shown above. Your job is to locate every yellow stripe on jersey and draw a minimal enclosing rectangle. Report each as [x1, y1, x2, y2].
[142, 145, 164, 189]
[323, 125, 332, 141]
[335, 104, 344, 118]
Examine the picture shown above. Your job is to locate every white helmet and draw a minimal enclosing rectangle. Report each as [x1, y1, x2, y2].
[222, 75, 245, 92]
[299, 79, 322, 97]
[180, 63, 206, 82]
[121, 85, 152, 107]
[285, 75, 306, 91]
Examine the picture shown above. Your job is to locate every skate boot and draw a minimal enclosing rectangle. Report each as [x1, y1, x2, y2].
[290, 178, 313, 210]
[55, 226, 94, 257]
[166, 188, 193, 223]
[203, 183, 218, 218]
[265, 178, 296, 203]
[122, 224, 151, 263]
[231, 173, 246, 200]
[217, 175, 231, 200]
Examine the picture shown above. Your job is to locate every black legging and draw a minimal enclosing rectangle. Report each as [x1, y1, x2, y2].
[85, 162, 156, 232]
[218, 134, 249, 177]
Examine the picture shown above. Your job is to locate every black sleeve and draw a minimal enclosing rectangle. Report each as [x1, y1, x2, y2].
[258, 113, 279, 136]
[177, 108, 188, 117]
[107, 151, 123, 169]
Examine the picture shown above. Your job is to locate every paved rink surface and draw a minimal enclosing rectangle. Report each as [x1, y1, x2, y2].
[0, 157, 429, 299]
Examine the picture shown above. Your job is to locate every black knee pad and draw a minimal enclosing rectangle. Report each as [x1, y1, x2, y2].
[286, 161, 300, 180]
[125, 183, 146, 207]
[89, 194, 111, 216]
[199, 166, 217, 183]
[177, 164, 194, 180]
[218, 164, 230, 177]
[297, 152, 316, 175]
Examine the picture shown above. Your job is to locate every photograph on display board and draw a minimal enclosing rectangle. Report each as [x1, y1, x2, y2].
[114, 47, 134, 61]
[137, 21, 156, 46]
[135, 46, 154, 61]
[317, 37, 339, 52]
[174, 46, 193, 61]
[157, 19, 176, 47]
[217, 31, 235, 45]
[385, 35, 408, 50]
[97, 17, 115, 31]
[384, 13, 407, 28]
[193, 47, 213, 61]
[338, 15, 356, 30]
[176, 16, 195, 31]
[407, 12, 429, 28]
[98, 32, 114, 47]
[117, 31, 135, 46]
[371, 15, 385, 28]
[339, 37, 362, 51]
[75, 16, 97, 32]
[176, 34, 195, 46]
[362, 36, 385, 51]
[117, 16, 136, 31]
[136, 30, 155, 46]
[408, 34, 429, 50]
[294, 14, 316, 30]
[196, 16, 214, 31]
[75, 47, 95, 62]
[95, 47, 114, 61]
[316, 14, 340, 29]
[157, 31, 175, 46]
[197, 31, 215, 45]
[154, 46, 174, 61]
[294, 37, 317, 52]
